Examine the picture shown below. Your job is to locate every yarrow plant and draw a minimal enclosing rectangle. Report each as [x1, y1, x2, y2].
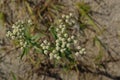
[6, 13, 86, 65]
[41, 13, 86, 61]
[6, 20, 33, 50]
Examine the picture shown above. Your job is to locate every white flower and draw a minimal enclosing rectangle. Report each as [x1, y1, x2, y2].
[79, 50, 83, 54]
[74, 40, 77, 44]
[20, 41, 23, 45]
[59, 25, 62, 29]
[57, 33, 61, 37]
[65, 19, 69, 23]
[66, 43, 70, 48]
[42, 46, 46, 50]
[56, 43, 59, 47]
[66, 15, 69, 19]
[61, 38, 65, 42]
[23, 43, 27, 47]
[43, 40, 47, 44]
[67, 38, 71, 42]
[52, 50, 57, 53]
[6, 31, 12, 37]
[62, 14, 65, 18]
[28, 19, 32, 23]
[69, 13, 72, 17]
[61, 43, 65, 48]
[60, 49, 64, 53]
[45, 46, 49, 49]
[56, 28, 59, 32]
[83, 51, 86, 54]
[12, 25, 16, 28]
[81, 48, 85, 52]
[50, 53, 54, 60]
[62, 42, 66, 46]
[61, 28, 65, 33]
[58, 19, 62, 23]
[19, 36, 22, 38]
[11, 36, 15, 39]
[71, 36, 75, 39]
[40, 43, 44, 47]
[13, 30, 17, 34]
[44, 50, 48, 55]
[56, 39, 59, 43]
[56, 56, 61, 60]
[20, 47, 24, 50]
[56, 46, 60, 51]
[64, 33, 68, 38]
[77, 46, 81, 50]
[47, 42, 50, 46]
[75, 52, 79, 56]
[54, 54, 57, 58]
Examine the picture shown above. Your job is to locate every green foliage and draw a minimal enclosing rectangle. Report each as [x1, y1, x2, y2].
[11, 72, 17, 80]
[0, 12, 5, 25]
[76, 2, 101, 33]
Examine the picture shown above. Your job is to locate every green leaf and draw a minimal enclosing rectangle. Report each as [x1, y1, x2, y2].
[34, 46, 42, 53]
[20, 47, 29, 59]
[50, 26, 57, 39]
[76, 2, 101, 33]
[25, 25, 31, 38]
[11, 72, 17, 80]
[0, 12, 5, 25]
[32, 33, 45, 41]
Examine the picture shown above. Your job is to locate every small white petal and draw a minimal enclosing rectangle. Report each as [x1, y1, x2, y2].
[52, 50, 57, 53]
[64, 33, 68, 38]
[56, 56, 61, 60]
[54, 54, 57, 58]
[77, 46, 81, 50]
[56, 39, 59, 43]
[40, 43, 44, 47]
[69, 13, 72, 17]
[67, 38, 71, 42]
[61, 44, 65, 48]
[66, 15, 69, 19]
[42, 46, 46, 50]
[81, 48, 85, 52]
[60, 49, 64, 53]
[50, 53, 54, 60]
[56, 28, 59, 32]
[74, 40, 77, 44]
[46, 46, 49, 49]
[43, 40, 47, 44]
[44, 50, 48, 55]
[57, 33, 61, 37]
[79, 50, 83, 54]
[56, 43, 59, 47]
[47, 42, 50, 46]
[62, 14, 65, 18]
[56, 46, 60, 51]
[71, 36, 75, 39]
[66, 43, 70, 48]
[75, 52, 79, 56]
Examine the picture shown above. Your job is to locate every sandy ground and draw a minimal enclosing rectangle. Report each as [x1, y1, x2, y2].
[0, 0, 120, 80]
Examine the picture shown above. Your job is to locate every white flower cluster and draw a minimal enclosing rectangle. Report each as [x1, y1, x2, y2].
[49, 24, 75, 60]
[6, 20, 32, 49]
[60, 13, 76, 26]
[40, 40, 50, 55]
[75, 46, 86, 56]
[48, 13, 86, 60]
